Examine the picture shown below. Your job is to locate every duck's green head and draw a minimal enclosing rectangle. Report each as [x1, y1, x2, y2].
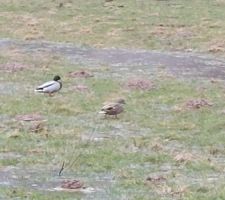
[53, 75, 61, 81]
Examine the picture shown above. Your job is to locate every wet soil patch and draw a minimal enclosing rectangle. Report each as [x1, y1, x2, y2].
[1, 39, 225, 80]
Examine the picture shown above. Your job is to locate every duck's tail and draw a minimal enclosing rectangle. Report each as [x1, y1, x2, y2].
[99, 110, 106, 114]
[34, 88, 44, 92]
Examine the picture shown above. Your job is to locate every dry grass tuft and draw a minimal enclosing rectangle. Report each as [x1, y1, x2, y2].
[174, 152, 195, 164]
[124, 78, 155, 91]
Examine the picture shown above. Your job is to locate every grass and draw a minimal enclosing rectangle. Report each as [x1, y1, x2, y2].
[0, 0, 225, 199]
[0, 0, 225, 55]
[0, 48, 225, 199]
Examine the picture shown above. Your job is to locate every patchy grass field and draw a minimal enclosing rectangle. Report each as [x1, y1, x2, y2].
[1, 0, 225, 199]
[0, 46, 225, 199]
[0, 0, 225, 54]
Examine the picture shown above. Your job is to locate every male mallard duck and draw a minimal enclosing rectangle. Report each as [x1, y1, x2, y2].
[35, 75, 62, 96]
[99, 98, 126, 118]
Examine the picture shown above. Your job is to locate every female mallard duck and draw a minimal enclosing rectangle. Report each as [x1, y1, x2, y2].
[35, 75, 62, 96]
[99, 98, 125, 118]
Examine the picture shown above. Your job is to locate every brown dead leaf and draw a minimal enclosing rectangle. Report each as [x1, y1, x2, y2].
[68, 70, 94, 78]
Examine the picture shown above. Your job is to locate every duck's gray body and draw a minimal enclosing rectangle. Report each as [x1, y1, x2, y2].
[35, 75, 62, 94]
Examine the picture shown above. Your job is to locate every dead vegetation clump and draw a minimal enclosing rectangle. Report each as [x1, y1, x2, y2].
[185, 98, 213, 109]
[61, 180, 85, 190]
[174, 152, 195, 164]
[68, 70, 94, 78]
[124, 78, 155, 91]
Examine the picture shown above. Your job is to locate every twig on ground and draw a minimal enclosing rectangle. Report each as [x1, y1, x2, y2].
[58, 161, 65, 176]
